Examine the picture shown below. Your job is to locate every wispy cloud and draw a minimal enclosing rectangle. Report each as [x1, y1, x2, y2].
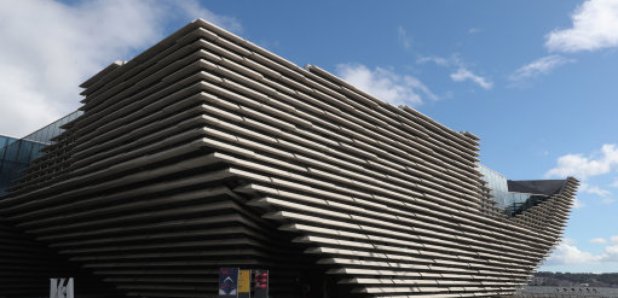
[546, 0, 618, 52]
[417, 54, 493, 90]
[580, 183, 611, 198]
[509, 55, 574, 82]
[591, 237, 607, 244]
[416, 55, 451, 67]
[0, 0, 240, 137]
[468, 27, 482, 34]
[397, 26, 412, 50]
[450, 68, 493, 90]
[580, 183, 615, 204]
[335, 64, 437, 106]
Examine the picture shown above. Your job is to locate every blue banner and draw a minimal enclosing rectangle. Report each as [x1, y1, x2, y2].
[219, 267, 239, 297]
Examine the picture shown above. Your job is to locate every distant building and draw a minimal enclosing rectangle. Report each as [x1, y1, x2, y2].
[0, 19, 578, 298]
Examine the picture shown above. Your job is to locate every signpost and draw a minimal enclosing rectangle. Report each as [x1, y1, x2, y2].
[50, 278, 74, 298]
[219, 268, 239, 297]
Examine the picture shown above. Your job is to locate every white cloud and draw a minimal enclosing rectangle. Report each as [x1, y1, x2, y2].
[611, 236, 618, 243]
[580, 183, 612, 197]
[602, 242, 618, 261]
[335, 64, 437, 106]
[546, 144, 618, 179]
[546, 145, 618, 206]
[547, 238, 618, 267]
[546, 238, 603, 265]
[572, 198, 585, 209]
[512, 0, 618, 82]
[397, 26, 412, 49]
[0, 0, 240, 137]
[591, 237, 607, 244]
[509, 55, 574, 82]
[545, 144, 618, 205]
[450, 68, 493, 90]
[546, 0, 618, 52]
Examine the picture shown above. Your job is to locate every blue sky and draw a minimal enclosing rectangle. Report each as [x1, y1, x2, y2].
[1, 0, 618, 272]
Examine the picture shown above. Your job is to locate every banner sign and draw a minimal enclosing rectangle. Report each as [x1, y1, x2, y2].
[238, 269, 251, 298]
[219, 267, 239, 297]
[50, 278, 74, 298]
[253, 270, 269, 298]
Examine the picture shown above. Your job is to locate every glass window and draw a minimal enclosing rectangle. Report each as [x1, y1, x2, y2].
[0, 110, 83, 197]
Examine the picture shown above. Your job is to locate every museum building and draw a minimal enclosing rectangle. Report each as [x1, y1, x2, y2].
[0, 19, 577, 298]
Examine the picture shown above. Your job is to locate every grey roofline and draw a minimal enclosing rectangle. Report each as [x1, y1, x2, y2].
[507, 179, 568, 196]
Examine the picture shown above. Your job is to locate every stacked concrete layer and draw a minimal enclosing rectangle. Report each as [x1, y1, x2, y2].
[0, 219, 120, 298]
[0, 19, 577, 298]
[0, 219, 62, 297]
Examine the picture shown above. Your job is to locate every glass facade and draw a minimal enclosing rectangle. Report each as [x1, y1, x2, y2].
[0, 136, 45, 196]
[478, 164, 549, 216]
[0, 135, 19, 196]
[0, 111, 82, 196]
[478, 165, 510, 208]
